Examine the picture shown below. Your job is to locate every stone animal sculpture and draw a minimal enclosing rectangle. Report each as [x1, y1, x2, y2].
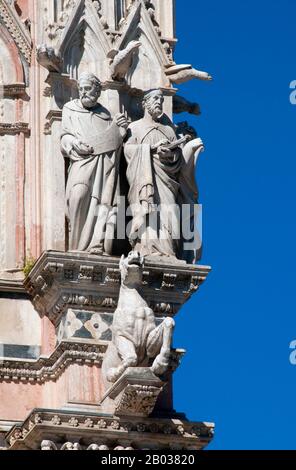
[173, 95, 201, 116]
[166, 64, 212, 84]
[102, 252, 175, 388]
[109, 41, 141, 81]
[36, 44, 62, 72]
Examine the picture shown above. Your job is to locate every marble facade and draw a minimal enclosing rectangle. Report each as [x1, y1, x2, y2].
[0, 0, 214, 451]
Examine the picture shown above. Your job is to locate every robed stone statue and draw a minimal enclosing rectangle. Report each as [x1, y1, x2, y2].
[124, 89, 204, 262]
[61, 72, 127, 254]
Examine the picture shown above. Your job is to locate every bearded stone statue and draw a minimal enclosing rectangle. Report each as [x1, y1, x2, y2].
[60, 72, 128, 254]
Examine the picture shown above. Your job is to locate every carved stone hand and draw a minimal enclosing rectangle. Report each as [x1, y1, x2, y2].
[114, 113, 128, 138]
[72, 139, 94, 155]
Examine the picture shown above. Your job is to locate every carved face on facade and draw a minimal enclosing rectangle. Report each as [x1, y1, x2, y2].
[78, 73, 102, 109]
[143, 90, 164, 120]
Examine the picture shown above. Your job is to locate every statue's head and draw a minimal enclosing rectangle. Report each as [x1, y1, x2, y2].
[119, 251, 144, 286]
[142, 89, 164, 120]
[78, 72, 102, 109]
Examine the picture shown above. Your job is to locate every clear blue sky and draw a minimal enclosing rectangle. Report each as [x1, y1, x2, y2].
[173, 0, 296, 450]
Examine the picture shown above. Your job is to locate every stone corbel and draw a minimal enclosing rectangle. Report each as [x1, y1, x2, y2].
[44, 110, 62, 135]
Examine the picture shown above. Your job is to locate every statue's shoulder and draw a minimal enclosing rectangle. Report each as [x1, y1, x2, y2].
[63, 99, 81, 112]
[128, 118, 145, 132]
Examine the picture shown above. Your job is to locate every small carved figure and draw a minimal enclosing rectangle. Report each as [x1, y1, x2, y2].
[41, 440, 57, 450]
[109, 41, 141, 81]
[102, 252, 175, 388]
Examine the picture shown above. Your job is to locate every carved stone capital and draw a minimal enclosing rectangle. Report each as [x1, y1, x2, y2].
[101, 367, 165, 417]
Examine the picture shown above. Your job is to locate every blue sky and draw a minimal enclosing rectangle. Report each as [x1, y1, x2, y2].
[173, 0, 296, 450]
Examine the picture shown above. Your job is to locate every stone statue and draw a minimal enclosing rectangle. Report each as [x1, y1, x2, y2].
[102, 251, 175, 388]
[124, 88, 204, 262]
[61, 72, 128, 254]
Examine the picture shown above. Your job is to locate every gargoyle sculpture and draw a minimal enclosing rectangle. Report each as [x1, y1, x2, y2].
[166, 64, 212, 84]
[109, 41, 141, 81]
[36, 44, 62, 72]
[102, 252, 175, 388]
[173, 95, 201, 116]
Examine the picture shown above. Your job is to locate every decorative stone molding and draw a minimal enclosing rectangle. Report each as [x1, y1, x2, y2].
[0, 122, 30, 135]
[0, 83, 27, 98]
[6, 409, 215, 450]
[44, 110, 62, 135]
[24, 251, 211, 326]
[0, 340, 107, 383]
[0, 0, 32, 63]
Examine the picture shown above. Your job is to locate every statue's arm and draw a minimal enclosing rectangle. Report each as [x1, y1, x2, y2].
[60, 107, 77, 158]
[60, 107, 93, 160]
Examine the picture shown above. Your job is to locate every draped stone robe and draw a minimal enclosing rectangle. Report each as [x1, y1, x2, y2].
[124, 114, 182, 258]
[61, 100, 123, 253]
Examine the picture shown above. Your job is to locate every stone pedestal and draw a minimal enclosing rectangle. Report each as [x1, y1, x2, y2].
[100, 367, 165, 417]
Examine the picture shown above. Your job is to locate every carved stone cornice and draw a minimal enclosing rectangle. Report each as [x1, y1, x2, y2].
[24, 251, 211, 326]
[0, 340, 107, 383]
[6, 409, 214, 450]
[0, 0, 32, 64]
[0, 122, 30, 135]
[0, 277, 26, 294]
[0, 83, 26, 98]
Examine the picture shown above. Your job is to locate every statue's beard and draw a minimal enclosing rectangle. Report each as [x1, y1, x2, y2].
[146, 103, 163, 120]
[80, 94, 98, 108]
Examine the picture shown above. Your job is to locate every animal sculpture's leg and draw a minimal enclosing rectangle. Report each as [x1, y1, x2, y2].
[107, 335, 138, 383]
[147, 317, 175, 376]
